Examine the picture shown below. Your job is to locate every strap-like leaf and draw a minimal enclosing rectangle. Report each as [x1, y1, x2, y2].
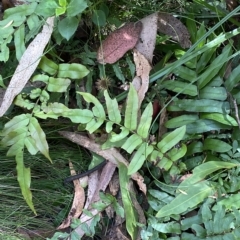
[63, 109, 93, 123]
[118, 163, 138, 240]
[124, 84, 138, 130]
[28, 117, 51, 162]
[199, 86, 227, 101]
[186, 119, 230, 134]
[16, 151, 36, 214]
[14, 24, 26, 61]
[168, 99, 230, 114]
[201, 113, 238, 126]
[179, 161, 237, 187]
[104, 90, 121, 124]
[58, 63, 89, 79]
[203, 139, 232, 153]
[198, 44, 232, 89]
[137, 102, 153, 138]
[173, 65, 197, 82]
[157, 126, 186, 153]
[162, 81, 198, 96]
[165, 114, 199, 128]
[156, 181, 212, 218]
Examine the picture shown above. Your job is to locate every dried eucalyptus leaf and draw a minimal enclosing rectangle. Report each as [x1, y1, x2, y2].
[158, 13, 191, 49]
[97, 22, 143, 64]
[0, 17, 55, 117]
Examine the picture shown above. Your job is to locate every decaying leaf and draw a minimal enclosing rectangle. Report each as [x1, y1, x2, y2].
[158, 13, 191, 48]
[0, 17, 55, 117]
[97, 22, 143, 64]
[135, 13, 158, 63]
[57, 161, 85, 229]
[132, 49, 152, 108]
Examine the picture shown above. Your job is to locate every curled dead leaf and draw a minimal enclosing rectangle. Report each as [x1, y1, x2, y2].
[97, 22, 143, 64]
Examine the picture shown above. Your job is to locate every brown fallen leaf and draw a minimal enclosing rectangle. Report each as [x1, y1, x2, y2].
[0, 17, 55, 117]
[57, 161, 85, 229]
[158, 12, 191, 49]
[97, 22, 142, 64]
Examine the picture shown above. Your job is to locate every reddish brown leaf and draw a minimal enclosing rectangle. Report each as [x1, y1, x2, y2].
[97, 22, 142, 64]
